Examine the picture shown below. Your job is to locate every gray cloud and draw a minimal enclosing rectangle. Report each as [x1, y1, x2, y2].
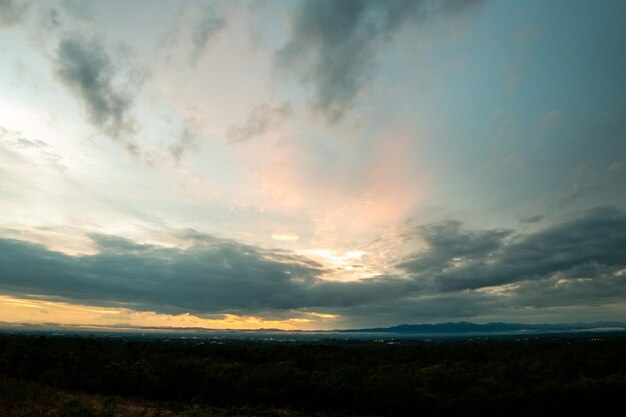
[55, 35, 139, 149]
[0, 0, 27, 26]
[276, 0, 485, 123]
[0, 228, 413, 318]
[1, 206, 626, 326]
[558, 182, 602, 207]
[1, 126, 46, 149]
[0, 126, 67, 172]
[332, 291, 502, 328]
[227, 102, 293, 143]
[159, 4, 226, 66]
[517, 214, 545, 224]
[0, 232, 323, 315]
[398, 221, 512, 278]
[399, 206, 626, 295]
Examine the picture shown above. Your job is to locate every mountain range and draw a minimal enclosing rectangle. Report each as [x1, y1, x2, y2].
[338, 321, 626, 335]
[2, 320, 626, 337]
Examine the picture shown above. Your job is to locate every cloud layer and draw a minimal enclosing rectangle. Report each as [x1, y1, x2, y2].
[1, 207, 625, 325]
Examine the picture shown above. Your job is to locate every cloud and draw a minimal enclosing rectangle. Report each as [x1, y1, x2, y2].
[0, 229, 413, 318]
[190, 11, 225, 64]
[0, 0, 27, 26]
[557, 161, 625, 206]
[398, 206, 626, 295]
[0, 232, 324, 315]
[1, 126, 46, 149]
[558, 181, 604, 207]
[0, 125, 66, 171]
[398, 220, 512, 276]
[331, 291, 501, 327]
[159, 4, 226, 66]
[2, 206, 625, 326]
[276, 0, 485, 123]
[55, 34, 140, 149]
[169, 126, 199, 162]
[271, 231, 299, 242]
[227, 102, 293, 142]
[517, 214, 545, 224]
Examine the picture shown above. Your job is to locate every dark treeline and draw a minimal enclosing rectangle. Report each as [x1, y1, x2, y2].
[1, 333, 626, 416]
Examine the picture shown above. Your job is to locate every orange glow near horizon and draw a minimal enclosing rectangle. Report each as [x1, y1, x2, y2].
[0, 295, 340, 331]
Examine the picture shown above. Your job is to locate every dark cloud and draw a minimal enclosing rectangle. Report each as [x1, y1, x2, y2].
[227, 102, 293, 143]
[399, 206, 626, 294]
[89, 234, 153, 254]
[0, 230, 413, 318]
[332, 291, 501, 328]
[1, 207, 625, 325]
[276, 0, 485, 123]
[55, 35, 139, 149]
[507, 273, 626, 310]
[0, 233, 323, 315]
[398, 221, 512, 277]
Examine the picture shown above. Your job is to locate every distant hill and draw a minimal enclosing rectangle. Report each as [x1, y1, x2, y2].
[338, 321, 626, 334]
[2, 320, 626, 338]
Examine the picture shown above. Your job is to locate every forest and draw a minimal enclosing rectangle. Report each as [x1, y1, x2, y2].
[1, 333, 625, 416]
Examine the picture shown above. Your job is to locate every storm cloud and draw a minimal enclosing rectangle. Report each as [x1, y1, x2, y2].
[276, 0, 485, 123]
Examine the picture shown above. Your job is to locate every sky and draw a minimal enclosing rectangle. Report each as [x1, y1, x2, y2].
[0, 0, 625, 331]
